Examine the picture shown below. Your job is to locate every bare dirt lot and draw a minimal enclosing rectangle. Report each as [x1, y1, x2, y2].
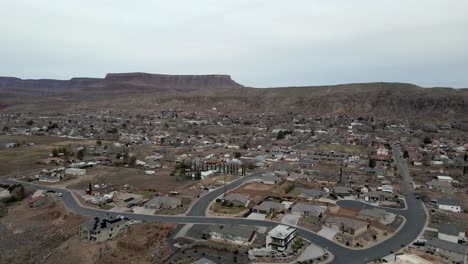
[45, 222, 175, 264]
[67, 165, 193, 194]
[0, 135, 97, 176]
[0, 199, 87, 264]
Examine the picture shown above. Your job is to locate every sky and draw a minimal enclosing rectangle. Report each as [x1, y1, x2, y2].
[1, 1, 468, 88]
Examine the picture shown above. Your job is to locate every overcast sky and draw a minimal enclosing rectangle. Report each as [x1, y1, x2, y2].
[1, 1, 468, 88]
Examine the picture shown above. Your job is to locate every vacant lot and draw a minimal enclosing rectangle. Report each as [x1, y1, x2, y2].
[67, 165, 193, 193]
[0, 135, 96, 176]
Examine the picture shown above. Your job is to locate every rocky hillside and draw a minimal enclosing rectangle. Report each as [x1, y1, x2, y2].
[0, 73, 466, 122]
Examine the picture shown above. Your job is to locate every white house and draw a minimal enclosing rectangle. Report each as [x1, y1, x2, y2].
[381, 185, 394, 193]
[266, 225, 297, 252]
[436, 176, 455, 183]
[65, 168, 87, 176]
[438, 224, 466, 243]
[437, 197, 462, 213]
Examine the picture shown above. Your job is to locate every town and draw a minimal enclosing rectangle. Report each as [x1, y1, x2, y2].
[0, 109, 466, 264]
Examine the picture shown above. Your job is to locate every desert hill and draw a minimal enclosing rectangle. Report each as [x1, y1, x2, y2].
[0, 73, 466, 122]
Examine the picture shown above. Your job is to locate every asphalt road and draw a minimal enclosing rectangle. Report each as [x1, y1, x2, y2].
[0, 146, 426, 264]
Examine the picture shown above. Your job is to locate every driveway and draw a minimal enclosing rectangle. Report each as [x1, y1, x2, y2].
[317, 226, 338, 240]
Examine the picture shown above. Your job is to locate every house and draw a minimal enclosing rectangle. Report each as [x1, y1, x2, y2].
[380, 185, 394, 193]
[362, 191, 395, 202]
[145, 196, 181, 210]
[252, 201, 286, 214]
[65, 168, 87, 176]
[261, 175, 281, 185]
[333, 186, 353, 197]
[266, 225, 297, 252]
[437, 176, 455, 183]
[224, 193, 249, 207]
[207, 225, 257, 246]
[29, 195, 48, 207]
[300, 188, 323, 199]
[425, 238, 468, 263]
[438, 224, 466, 243]
[437, 197, 462, 213]
[5, 143, 17, 148]
[324, 216, 369, 236]
[79, 216, 125, 242]
[426, 180, 452, 193]
[357, 208, 395, 224]
[291, 203, 324, 217]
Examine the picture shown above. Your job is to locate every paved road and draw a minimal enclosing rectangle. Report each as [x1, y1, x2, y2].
[0, 146, 426, 264]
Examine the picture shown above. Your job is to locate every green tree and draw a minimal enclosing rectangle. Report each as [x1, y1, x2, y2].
[234, 152, 242, 159]
[242, 143, 248, 150]
[26, 120, 34, 126]
[96, 140, 102, 146]
[128, 155, 137, 166]
[77, 149, 85, 160]
[423, 136, 432, 144]
[52, 149, 59, 157]
[403, 150, 409, 159]
[369, 158, 376, 168]
[277, 131, 285, 140]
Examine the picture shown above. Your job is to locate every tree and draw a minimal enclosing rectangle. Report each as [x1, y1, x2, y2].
[2, 126, 8, 132]
[234, 152, 242, 159]
[403, 150, 409, 159]
[26, 120, 34, 126]
[369, 158, 376, 168]
[96, 140, 102, 146]
[423, 136, 432, 144]
[77, 149, 85, 160]
[464, 152, 467, 162]
[52, 149, 59, 157]
[277, 131, 285, 140]
[242, 143, 248, 150]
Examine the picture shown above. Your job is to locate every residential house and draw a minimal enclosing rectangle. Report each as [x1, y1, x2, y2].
[324, 216, 369, 236]
[438, 224, 466, 244]
[266, 225, 297, 252]
[65, 168, 87, 176]
[437, 197, 462, 213]
[0, 187, 10, 200]
[145, 196, 181, 210]
[79, 216, 125, 242]
[253, 201, 286, 214]
[362, 191, 396, 202]
[425, 238, 468, 263]
[300, 188, 323, 200]
[333, 186, 353, 197]
[261, 175, 281, 185]
[380, 185, 394, 193]
[224, 193, 250, 207]
[357, 208, 395, 224]
[291, 203, 324, 217]
[207, 225, 257, 246]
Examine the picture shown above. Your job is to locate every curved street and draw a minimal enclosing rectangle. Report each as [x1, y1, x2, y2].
[0, 146, 426, 264]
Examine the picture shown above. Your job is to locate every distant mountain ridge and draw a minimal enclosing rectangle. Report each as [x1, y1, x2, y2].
[0, 72, 242, 91]
[0, 73, 466, 124]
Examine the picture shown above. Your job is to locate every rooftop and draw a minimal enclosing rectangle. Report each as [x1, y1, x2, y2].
[268, 224, 296, 239]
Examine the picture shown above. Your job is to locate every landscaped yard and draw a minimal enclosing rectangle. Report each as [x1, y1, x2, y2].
[99, 204, 114, 210]
[155, 197, 192, 215]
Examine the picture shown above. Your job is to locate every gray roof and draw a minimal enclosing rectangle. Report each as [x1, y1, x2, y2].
[426, 238, 468, 254]
[192, 258, 217, 264]
[224, 193, 249, 204]
[364, 191, 395, 198]
[333, 186, 353, 194]
[207, 225, 256, 240]
[253, 201, 285, 212]
[262, 175, 280, 183]
[301, 188, 323, 197]
[291, 203, 324, 216]
[438, 223, 463, 236]
[426, 180, 451, 187]
[437, 197, 462, 207]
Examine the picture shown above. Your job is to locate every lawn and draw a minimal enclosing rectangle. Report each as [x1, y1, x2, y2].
[212, 202, 247, 215]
